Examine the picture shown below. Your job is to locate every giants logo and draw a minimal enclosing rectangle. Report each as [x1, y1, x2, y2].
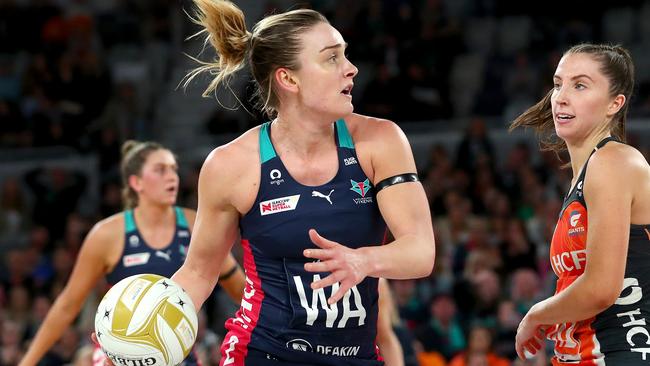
[568, 210, 586, 237]
[293, 274, 367, 328]
[570, 211, 581, 227]
[615, 277, 650, 360]
[551, 249, 587, 274]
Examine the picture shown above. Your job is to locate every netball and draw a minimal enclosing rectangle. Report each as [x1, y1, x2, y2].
[94, 274, 198, 366]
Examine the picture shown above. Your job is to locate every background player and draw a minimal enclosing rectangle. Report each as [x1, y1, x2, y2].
[19, 140, 246, 366]
[377, 278, 406, 366]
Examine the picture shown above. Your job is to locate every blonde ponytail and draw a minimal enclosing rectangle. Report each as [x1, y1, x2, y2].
[183, 0, 251, 97]
[183, 1, 327, 118]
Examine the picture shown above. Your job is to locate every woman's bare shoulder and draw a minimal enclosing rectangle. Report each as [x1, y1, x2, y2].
[202, 126, 261, 175]
[91, 212, 125, 239]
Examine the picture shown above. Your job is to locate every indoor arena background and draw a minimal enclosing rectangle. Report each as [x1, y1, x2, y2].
[1, 0, 650, 365]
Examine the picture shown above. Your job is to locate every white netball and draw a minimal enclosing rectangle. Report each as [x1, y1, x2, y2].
[94, 274, 198, 366]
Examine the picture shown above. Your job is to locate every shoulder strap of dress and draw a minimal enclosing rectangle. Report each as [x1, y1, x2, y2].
[259, 121, 277, 163]
[124, 209, 136, 233]
[594, 136, 619, 150]
[335, 119, 355, 149]
[174, 206, 188, 229]
[579, 136, 621, 184]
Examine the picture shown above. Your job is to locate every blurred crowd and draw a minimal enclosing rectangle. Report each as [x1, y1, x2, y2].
[2, 0, 650, 366]
[3, 119, 649, 366]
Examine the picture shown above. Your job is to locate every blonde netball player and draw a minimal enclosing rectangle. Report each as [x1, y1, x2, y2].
[170, 1, 436, 365]
[20, 141, 245, 366]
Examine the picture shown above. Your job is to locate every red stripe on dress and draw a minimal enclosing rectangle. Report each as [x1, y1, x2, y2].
[219, 239, 265, 366]
[374, 278, 383, 362]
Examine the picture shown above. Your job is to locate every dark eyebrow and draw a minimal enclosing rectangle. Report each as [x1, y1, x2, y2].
[553, 74, 594, 81]
[319, 42, 348, 53]
[153, 162, 177, 168]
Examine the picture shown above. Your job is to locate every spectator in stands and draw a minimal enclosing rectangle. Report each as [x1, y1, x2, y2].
[0, 177, 30, 247]
[1, 319, 25, 366]
[415, 292, 466, 360]
[24, 167, 87, 243]
[498, 218, 537, 274]
[448, 325, 509, 366]
[493, 299, 521, 360]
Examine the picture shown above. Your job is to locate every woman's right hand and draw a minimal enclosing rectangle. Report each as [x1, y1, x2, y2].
[515, 308, 546, 360]
[303, 229, 370, 305]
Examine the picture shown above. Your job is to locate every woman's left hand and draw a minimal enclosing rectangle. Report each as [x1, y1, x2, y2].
[515, 305, 546, 360]
[303, 229, 369, 304]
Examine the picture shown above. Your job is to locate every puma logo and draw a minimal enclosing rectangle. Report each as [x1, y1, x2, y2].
[155, 250, 172, 262]
[312, 189, 334, 205]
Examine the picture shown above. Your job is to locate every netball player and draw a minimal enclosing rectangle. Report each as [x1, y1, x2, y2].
[19, 140, 245, 366]
[377, 278, 405, 366]
[171, 1, 435, 365]
[512, 44, 650, 364]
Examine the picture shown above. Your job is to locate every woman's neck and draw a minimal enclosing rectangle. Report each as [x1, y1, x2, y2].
[272, 113, 337, 159]
[566, 130, 612, 180]
[133, 202, 174, 229]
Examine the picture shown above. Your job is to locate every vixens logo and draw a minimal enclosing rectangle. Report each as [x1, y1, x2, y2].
[350, 179, 373, 204]
[350, 179, 370, 197]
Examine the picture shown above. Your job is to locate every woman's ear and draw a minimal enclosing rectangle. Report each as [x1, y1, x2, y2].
[128, 175, 142, 193]
[274, 67, 299, 94]
[607, 94, 626, 117]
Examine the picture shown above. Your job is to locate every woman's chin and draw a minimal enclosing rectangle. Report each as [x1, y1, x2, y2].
[554, 124, 576, 143]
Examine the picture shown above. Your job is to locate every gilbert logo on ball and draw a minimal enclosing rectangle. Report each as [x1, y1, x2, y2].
[94, 274, 198, 366]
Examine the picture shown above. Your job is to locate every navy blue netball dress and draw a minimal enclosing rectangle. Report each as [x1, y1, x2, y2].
[220, 120, 387, 366]
[98, 207, 200, 366]
[106, 206, 191, 285]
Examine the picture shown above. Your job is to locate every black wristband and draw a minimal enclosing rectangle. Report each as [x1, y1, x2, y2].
[375, 173, 419, 193]
[219, 264, 239, 281]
